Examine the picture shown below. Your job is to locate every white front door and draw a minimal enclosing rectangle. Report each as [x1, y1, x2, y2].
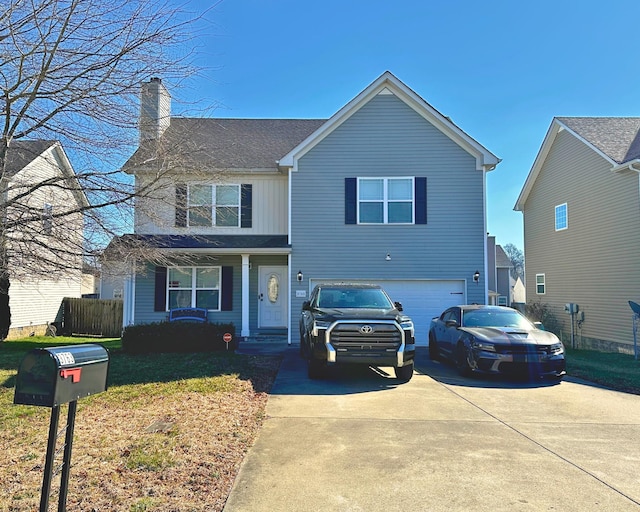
[258, 266, 288, 328]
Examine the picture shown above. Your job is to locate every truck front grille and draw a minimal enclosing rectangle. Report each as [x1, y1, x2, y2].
[329, 322, 402, 351]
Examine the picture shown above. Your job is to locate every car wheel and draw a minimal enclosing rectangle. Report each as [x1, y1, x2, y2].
[308, 357, 326, 379]
[455, 342, 473, 377]
[428, 334, 440, 361]
[394, 363, 414, 382]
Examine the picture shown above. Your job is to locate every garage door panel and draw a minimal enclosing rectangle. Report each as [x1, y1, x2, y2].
[308, 279, 466, 347]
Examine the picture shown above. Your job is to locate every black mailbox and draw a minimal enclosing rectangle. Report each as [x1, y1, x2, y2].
[14, 344, 109, 407]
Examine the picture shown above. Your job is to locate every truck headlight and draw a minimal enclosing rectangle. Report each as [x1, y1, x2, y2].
[400, 320, 414, 338]
[312, 320, 330, 337]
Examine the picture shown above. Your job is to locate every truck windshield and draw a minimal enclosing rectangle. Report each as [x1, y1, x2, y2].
[317, 288, 393, 309]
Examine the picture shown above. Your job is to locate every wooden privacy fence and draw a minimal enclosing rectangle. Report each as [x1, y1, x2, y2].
[63, 298, 123, 337]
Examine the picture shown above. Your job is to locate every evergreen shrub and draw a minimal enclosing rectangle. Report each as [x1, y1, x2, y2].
[121, 322, 236, 354]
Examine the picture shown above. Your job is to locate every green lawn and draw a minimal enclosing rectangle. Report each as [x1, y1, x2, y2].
[565, 347, 640, 395]
[0, 336, 282, 511]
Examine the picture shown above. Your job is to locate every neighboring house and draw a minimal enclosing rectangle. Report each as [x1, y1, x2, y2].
[2, 140, 88, 338]
[515, 117, 640, 353]
[110, 72, 500, 345]
[512, 277, 526, 305]
[487, 235, 513, 306]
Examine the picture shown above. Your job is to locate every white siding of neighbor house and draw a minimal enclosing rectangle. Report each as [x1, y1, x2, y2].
[289, 92, 487, 334]
[522, 128, 640, 349]
[134, 172, 288, 235]
[6, 146, 84, 333]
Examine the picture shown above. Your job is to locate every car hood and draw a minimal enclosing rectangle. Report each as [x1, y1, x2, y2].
[314, 307, 407, 323]
[460, 327, 561, 345]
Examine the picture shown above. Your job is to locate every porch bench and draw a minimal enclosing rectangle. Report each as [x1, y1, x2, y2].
[168, 307, 208, 323]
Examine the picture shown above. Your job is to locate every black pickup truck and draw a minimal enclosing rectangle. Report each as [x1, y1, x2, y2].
[299, 283, 415, 381]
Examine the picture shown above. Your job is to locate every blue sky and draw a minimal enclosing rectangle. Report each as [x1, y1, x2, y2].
[172, 0, 640, 250]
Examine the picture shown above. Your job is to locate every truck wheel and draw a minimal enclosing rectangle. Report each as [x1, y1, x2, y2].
[308, 357, 325, 379]
[394, 363, 414, 382]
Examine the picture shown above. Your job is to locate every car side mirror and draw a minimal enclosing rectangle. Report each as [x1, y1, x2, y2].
[533, 321, 546, 331]
[394, 301, 403, 311]
[445, 320, 460, 328]
[302, 301, 311, 311]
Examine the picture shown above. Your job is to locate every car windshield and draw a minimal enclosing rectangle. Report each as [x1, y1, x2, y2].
[317, 288, 393, 309]
[462, 309, 533, 329]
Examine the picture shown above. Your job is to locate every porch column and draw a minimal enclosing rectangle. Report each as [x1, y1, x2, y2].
[241, 254, 250, 337]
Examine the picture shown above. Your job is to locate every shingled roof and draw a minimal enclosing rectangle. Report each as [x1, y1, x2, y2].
[126, 118, 326, 171]
[557, 117, 640, 164]
[4, 140, 57, 175]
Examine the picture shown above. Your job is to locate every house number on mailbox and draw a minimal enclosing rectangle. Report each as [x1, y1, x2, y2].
[267, 274, 279, 303]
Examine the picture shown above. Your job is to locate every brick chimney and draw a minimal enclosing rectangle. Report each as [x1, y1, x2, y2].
[139, 77, 171, 142]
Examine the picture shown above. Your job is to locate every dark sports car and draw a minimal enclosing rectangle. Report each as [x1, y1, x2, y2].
[428, 305, 566, 379]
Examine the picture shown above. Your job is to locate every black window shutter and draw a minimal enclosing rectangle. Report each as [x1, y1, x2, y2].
[175, 184, 187, 227]
[345, 178, 357, 224]
[154, 266, 167, 312]
[415, 177, 427, 225]
[221, 266, 233, 311]
[241, 184, 252, 228]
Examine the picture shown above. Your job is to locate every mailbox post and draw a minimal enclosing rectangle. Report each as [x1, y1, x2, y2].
[14, 344, 109, 512]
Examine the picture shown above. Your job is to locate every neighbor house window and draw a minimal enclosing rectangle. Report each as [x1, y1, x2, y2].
[358, 177, 414, 224]
[555, 203, 567, 231]
[188, 184, 240, 227]
[42, 203, 53, 235]
[536, 274, 546, 295]
[167, 267, 221, 310]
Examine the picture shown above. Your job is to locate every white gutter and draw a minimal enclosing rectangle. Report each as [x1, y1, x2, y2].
[611, 160, 640, 173]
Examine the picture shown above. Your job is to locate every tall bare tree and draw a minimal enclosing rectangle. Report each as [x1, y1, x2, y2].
[503, 243, 524, 281]
[0, 0, 212, 338]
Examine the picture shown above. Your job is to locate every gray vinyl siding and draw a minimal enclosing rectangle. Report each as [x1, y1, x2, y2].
[523, 129, 640, 349]
[290, 93, 486, 328]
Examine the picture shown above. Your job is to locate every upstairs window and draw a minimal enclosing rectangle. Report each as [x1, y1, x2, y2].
[188, 184, 240, 227]
[536, 274, 546, 295]
[358, 177, 414, 224]
[555, 203, 567, 231]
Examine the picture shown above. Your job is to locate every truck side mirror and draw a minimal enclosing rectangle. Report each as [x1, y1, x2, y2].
[394, 301, 403, 311]
[302, 301, 311, 311]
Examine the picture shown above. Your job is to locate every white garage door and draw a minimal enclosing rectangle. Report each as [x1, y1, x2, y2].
[309, 279, 466, 346]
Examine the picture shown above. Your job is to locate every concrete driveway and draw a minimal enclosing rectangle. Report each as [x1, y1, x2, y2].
[224, 347, 640, 511]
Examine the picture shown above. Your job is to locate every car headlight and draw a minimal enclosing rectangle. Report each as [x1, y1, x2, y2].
[400, 320, 414, 337]
[471, 340, 496, 352]
[550, 342, 564, 354]
[312, 320, 331, 337]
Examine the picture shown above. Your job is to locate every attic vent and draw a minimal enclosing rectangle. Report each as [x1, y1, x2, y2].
[378, 87, 394, 96]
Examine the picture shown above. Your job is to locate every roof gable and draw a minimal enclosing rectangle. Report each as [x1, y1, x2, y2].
[515, 117, 640, 211]
[4, 140, 57, 176]
[278, 71, 500, 171]
[4, 140, 89, 209]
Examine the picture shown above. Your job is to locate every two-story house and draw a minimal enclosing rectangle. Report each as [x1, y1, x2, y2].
[515, 117, 640, 353]
[2, 140, 88, 338]
[112, 72, 500, 345]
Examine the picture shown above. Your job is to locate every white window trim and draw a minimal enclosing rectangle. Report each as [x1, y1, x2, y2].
[535, 273, 546, 295]
[187, 183, 241, 228]
[167, 266, 221, 311]
[555, 203, 568, 231]
[357, 177, 415, 225]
